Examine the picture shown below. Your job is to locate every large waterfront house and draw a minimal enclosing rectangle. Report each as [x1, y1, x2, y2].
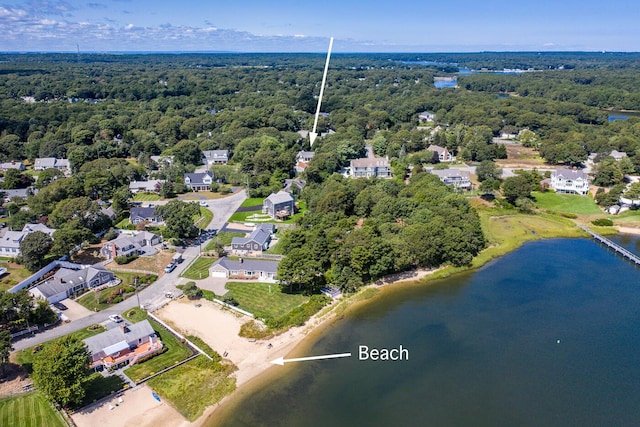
[263, 191, 295, 220]
[184, 171, 214, 191]
[550, 168, 589, 195]
[29, 263, 116, 304]
[210, 257, 279, 282]
[231, 224, 275, 254]
[101, 231, 162, 259]
[84, 320, 163, 371]
[428, 169, 472, 190]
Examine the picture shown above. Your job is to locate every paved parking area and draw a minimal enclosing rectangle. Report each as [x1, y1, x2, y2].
[58, 299, 95, 321]
[190, 276, 229, 296]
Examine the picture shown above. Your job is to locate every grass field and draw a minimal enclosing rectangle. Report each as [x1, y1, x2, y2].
[612, 209, 640, 224]
[224, 282, 309, 319]
[180, 257, 216, 280]
[123, 318, 192, 383]
[228, 210, 260, 222]
[532, 191, 602, 215]
[132, 193, 162, 201]
[204, 231, 245, 250]
[240, 198, 264, 208]
[0, 261, 33, 292]
[229, 201, 306, 224]
[147, 356, 236, 421]
[0, 392, 66, 427]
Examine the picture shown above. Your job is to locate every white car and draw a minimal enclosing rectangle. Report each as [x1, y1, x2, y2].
[199, 201, 209, 207]
[108, 314, 123, 323]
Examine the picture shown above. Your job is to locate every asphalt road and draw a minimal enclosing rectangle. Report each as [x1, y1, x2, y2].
[12, 190, 248, 352]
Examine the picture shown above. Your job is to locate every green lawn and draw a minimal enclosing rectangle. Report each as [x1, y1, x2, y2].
[0, 392, 66, 427]
[532, 191, 602, 215]
[0, 260, 31, 292]
[228, 210, 261, 223]
[75, 273, 155, 312]
[194, 207, 213, 229]
[133, 193, 162, 201]
[147, 356, 236, 421]
[123, 318, 192, 383]
[612, 209, 640, 223]
[240, 198, 264, 208]
[181, 257, 216, 280]
[224, 282, 309, 319]
[205, 231, 245, 250]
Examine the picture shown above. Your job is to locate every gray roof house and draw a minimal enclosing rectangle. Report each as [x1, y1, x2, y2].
[295, 151, 314, 173]
[427, 144, 454, 162]
[130, 207, 162, 225]
[3, 188, 31, 202]
[101, 231, 162, 259]
[184, 171, 214, 191]
[350, 157, 392, 178]
[22, 223, 56, 236]
[263, 191, 295, 220]
[202, 150, 229, 165]
[0, 162, 25, 171]
[210, 257, 279, 282]
[231, 224, 275, 254]
[419, 111, 436, 123]
[29, 264, 116, 304]
[150, 155, 175, 168]
[0, 223, 57, 258]
[83, 320, 163, 370]
[128, 179, 165, 193]
[33, 157, 70, 171]
[428, 169, 472, 190]
[551, 168, 589, 195]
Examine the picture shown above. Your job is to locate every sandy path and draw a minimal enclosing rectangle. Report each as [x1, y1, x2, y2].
[617, 226, 640, 235]
[72, 384, 187, 427]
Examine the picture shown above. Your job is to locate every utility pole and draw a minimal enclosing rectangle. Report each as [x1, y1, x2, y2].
[135, 276, 141, 309]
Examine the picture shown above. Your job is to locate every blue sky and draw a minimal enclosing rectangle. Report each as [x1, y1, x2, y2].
[0, 0, 638, 52]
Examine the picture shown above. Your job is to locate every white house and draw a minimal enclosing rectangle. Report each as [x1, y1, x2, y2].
[428, 169, 472, 190]
[202, 150, 229, 165]
[128, 179, 165, 194]
[551, 168, 589, 195]
[427, 145, 454, 162]
[210, 257, 279, 282]
[34, 158, 70, 172]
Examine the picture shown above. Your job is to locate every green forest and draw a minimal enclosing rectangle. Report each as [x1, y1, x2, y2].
[0, 51, 639, 294]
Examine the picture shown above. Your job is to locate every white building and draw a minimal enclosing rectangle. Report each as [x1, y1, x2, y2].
[551, 168, 589, 195]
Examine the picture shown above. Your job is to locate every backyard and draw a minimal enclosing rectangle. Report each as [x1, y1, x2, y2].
[532, 191, 602, 215]
[0, 260, 31, 292]
[180, 257, 216, 280]
[75, 273, 157, 312]
[224, 282, 309, 319]
[0, 392, 66, 427]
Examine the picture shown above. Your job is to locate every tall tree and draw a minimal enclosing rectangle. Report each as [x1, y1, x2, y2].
[0, 330, 11, 377]
[19, 231, 54, 272]
[32, 336, 91, 407]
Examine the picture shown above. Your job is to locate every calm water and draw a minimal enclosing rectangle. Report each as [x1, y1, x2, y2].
[212, 238, 640, 427]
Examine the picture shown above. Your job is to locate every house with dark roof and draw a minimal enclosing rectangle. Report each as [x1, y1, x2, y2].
[551, 168, 589, 195]
[427, 144, 454, 162]
[130, 207, 162, 225]
[101, 231, 162, 259]
[263, 191, 295, 220]
[29, 264, 116, 304]
[202, 150, 229, 165]
[184, 171, 214, 191]
[231, 224, 275, 254]
[83, 320, 163, 371]
[210, 257, 279, 282]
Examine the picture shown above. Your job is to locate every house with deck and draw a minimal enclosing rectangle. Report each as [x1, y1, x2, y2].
[84, 320, 163, 371]
[231, 224, 275, 254]
[33, 157, 70, 172]
[130, 207, 163, 225]
[427, 145, 454, 162]
[350, 157, 392, 178]
[551, 168, 589, 195]
[101, 231, 162, 259]
[263, 191, 295, 220]
[428, 169, 472, 190]
[210, 257, 279, 282]
[128, 179, 165, 194]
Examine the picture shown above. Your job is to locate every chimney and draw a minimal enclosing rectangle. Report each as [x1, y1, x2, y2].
[121, 324, 128, 333]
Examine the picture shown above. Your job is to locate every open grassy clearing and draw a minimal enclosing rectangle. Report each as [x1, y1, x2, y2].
[611, 209, 640, 224]
[75, 273, 157, 312]
[132, 193, 162, 201]
[147, 355, 236, 422]
[123, 318, 192, 383]
[229, 201, 306, 224]
[0, 392, 66, 427]
[0, 260, 31, 292]
[224, 282, 309, 319]
[532, 191, 602, 215]
[240, 198, 264, 208]
[180, 257, 216, 280]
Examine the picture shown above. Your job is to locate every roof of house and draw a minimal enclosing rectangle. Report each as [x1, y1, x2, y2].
[427, 144, 448, 155]
[33, 264, 113, 298]
[22, 223, 56, 236]
[3, 188, 29, 199]
[232, 223, 274, 247]
[0, 162, 24, 170]
[283, 178, 306, 193]
[0, 231, 26, 249]
[83, 320, 156, 357]
[128, 180, 165, 191]
[184, 171, 213, 185]
[553, 168, 588, 180]
[211, 257, 280, 274]
[203, 150, 229, 159]
[350, 157, 390, 168]
[429, 169, 469, 179]
[107, 231, 159, 248]
[130, 206, 158, 220]
[265, 191, 294, 205]
[296, 151, 314, 159]
[34, 158, 57, 169]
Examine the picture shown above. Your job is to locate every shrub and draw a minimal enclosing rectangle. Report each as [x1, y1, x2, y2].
[238, 320, 273, 339]
[103, 228, 119, 241]
[114, 254, 139, 264]
[592, 218, 613, 226]
[222, 296, 239, 306]
[560, 212, 578, 219]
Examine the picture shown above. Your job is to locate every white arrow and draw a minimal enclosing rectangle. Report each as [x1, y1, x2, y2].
[310, 36, 334, 147]
[271, 352, 351, 366]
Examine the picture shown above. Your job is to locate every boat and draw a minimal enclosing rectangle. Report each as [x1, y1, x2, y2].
[152, 391, 161, 402]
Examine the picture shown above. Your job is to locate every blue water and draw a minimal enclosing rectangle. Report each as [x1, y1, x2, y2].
[212, 237, 640, 427]
[434, 79, 457, 89]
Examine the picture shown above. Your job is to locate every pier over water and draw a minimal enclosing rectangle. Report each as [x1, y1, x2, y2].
[579, 225, 640, 266]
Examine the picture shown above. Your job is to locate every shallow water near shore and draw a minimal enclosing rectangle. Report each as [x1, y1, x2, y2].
[208, 237, 640, 427]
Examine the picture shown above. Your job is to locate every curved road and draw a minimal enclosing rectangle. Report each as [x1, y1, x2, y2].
[12, 190, 247, 352]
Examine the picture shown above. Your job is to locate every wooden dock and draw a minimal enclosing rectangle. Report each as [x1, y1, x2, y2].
[579, 225, 640, 266]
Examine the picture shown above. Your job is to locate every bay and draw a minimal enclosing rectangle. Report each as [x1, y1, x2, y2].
[211, 237, 640, 427]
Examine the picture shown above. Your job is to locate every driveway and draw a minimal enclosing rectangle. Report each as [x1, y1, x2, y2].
[58, 299, 94, 321]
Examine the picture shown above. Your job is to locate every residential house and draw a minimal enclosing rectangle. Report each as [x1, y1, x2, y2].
[0, 162, 25, 172]
[263, 191, 295, 220]
[128, 179, 165, 194]
[29, 263, 116, 304]
[101, 231, 162, 259]
[231, 224, 275, 254]
[202, 150, 229, 165]
[428, 169, 472, 190]
[22, 223, 56, 237]
[101, 206, 116, 220]
[210, 257, 279, 282]
[184, 171, 214, 191]
[550, 168, 589, 195]
[283, 178, 306, 194]
[350, 157, 392, 178]
[3, 188, 31, 203]
[418, 111, 436, 123]
[427, 144, 454, 162]
[0, 223, 57, 258]
[588, 150, 628, 164]
[295, 151, 315, 173]
[83, 320, 163, 371]
[33, 157, 70, 172]
[129, 207, 162, 225]
[150, 155, 174, 169]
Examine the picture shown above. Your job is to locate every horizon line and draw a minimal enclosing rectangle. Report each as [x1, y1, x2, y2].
[1, 50, 638, 55]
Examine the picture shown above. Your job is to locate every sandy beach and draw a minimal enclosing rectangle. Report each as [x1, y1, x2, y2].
[617, 226, 640, 235]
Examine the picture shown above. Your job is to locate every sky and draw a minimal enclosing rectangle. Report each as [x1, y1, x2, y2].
[0, 0, 638, 52]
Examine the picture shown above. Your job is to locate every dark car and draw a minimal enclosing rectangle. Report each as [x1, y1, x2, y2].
[53, 302, 68, 311]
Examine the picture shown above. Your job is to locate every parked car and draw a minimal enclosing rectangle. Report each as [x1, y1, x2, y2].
[53, 302, 68, 311]
[199, 201, 209, 207]
[164, 263, 177, 273]
[108, 314, 123, 323]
